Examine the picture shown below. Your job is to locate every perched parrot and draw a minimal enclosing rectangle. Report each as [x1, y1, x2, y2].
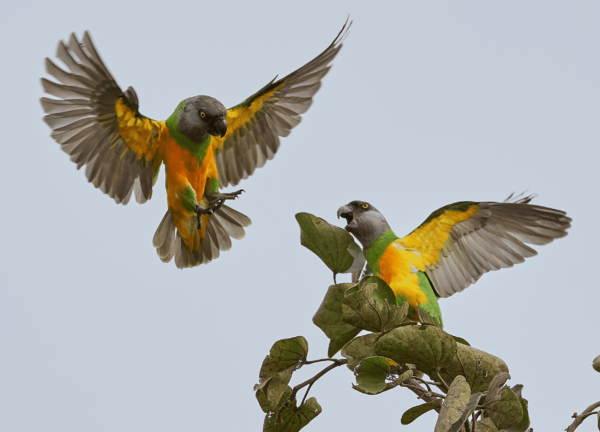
[40, 22, 350, 269]
[337, 195, 571, 326]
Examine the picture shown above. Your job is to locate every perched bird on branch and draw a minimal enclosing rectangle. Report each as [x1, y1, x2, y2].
[337, 194, 571, 326]
[41, 20, 350, 268]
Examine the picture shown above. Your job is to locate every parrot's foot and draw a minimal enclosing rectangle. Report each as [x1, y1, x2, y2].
[195, 204, 214, 229]
[209, 189, 245, 212]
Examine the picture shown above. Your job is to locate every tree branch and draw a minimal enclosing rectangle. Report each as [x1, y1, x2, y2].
[275, 358, 348, 422]
[303, 358, 343, 365]
[566, 401, 600, 432]
[400, 378, 445, 413]
[435, 371, 450, 392]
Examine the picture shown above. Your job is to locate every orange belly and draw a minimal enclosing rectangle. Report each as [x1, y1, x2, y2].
[162, 136, 218, 252]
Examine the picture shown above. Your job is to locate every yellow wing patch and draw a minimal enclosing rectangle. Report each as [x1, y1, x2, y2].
[378, 241, 429, 310]
[400, 205, 480, 267]
[115, 98, 166, 162]
[210, 82, 285, 151]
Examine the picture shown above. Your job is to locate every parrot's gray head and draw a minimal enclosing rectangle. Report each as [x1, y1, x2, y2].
[337, 201, 391, 249]
[178, 95, 228, 142]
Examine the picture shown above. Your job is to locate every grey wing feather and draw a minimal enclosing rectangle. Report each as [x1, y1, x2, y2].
[152, 205, 251, 269]
[40, 32, 155, 205]
[426, 199, 571, 298]
[215, 20, 351, 188]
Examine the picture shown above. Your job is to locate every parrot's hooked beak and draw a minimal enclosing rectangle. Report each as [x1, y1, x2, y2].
[337, 204, 358, 232]
[210, 115, 228, 138]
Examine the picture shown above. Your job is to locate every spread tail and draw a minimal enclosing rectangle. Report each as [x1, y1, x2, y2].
[152, 205, 251, 269]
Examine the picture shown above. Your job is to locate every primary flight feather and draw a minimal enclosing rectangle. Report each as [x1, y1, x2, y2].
[41, 21, 350, 268]
[337, 194, 571, 326]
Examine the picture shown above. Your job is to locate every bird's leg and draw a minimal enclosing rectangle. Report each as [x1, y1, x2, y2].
[208, 189, 245, 213]
[195, 204, 213, 230]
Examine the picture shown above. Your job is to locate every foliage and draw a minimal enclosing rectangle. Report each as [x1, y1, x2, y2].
[253, 212, 597, 432]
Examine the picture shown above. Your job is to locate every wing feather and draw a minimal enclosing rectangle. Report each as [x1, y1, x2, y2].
[41, 32, 166, 205]
[401, 197, 571, 297]
[212, 20, 351, 187]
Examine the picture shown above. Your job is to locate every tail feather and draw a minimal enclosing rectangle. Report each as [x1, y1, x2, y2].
[153, 204, 251, 269]
[210, 217, 233, 251]
[215, 205, 250, 240]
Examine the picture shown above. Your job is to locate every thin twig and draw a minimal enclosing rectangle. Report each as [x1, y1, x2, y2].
[464, 418, 472, 432]
[300, 382, 315, 407]
[303, 358, 343, 365]
[566, 401, 600, 432]
[275, 358, 348, 422]
[412, 376, 435, 393]
[435, 371, 450, 391]
[400, 378, 445, 413]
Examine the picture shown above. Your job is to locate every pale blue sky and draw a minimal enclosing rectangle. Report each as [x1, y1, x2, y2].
[1, 1, 599, 431]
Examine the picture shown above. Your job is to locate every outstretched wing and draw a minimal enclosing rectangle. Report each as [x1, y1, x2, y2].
[41, 32, 166, 205]
[400, 195, 571, 298]
[211, 20, 351, 188]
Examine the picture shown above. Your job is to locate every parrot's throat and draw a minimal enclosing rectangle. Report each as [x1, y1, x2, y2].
[363, 229, 399, 275]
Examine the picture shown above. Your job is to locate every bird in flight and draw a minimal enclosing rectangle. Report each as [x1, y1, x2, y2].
[41, 20, 350, 268]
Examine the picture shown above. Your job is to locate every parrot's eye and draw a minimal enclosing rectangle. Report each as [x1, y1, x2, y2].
[362, 204, 369, 209]
[200, 111, 206, 119]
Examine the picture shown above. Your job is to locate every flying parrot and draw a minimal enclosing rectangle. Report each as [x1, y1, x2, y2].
[337, 194, 571, 326]
[40, 21, 350, 269]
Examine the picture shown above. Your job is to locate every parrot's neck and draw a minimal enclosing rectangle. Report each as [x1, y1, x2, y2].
[363, 229, 399, 275]
[166, 107, 212, 162]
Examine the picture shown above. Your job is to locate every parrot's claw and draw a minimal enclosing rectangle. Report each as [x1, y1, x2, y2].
[195, 204, 213, 230]
[209, 189, 245, 212]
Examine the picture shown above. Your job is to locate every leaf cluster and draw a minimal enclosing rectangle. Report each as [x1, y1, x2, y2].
[253, 212, 535, 431]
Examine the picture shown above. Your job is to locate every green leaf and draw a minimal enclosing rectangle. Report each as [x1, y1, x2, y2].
[265, 371, 292, 412]
[341, 276, 409, 332]
[312, 283, 361, 357]
[418, 305, 440, 326]
[352, 358, 412, 396]
[295, 213, 365, 275]
[503, 385, 530, 432]
[256, 385, 292, 413]
[263, 397, 322, 432]
[255, 336, 309, 391]
[341, 333, 379, 371]
[401, 399, 443, 425]
[474, 417, 500, 432]
[434, 375, 471, 432]
[484, 387, 523, 430]
[438, 343, 510, 393]
[355, 357, 392, 395]
[447, 392, 482, 432]
[450, 335, 470, 346]
[484, 372, 511, 405]
[374, 324, 457, 375]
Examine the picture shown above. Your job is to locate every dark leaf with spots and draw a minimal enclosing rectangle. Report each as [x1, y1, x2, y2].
[341, 276, 409, 332]
[503, 385, 530, 432]
[263, 397, 322, 432]
[374, 324, 457, 375]
[255, 336, 308, 391]
[484, 386, 524, 430]
[354, 357, 394, 395]
[438, 343, 509, 393]
[341, 333, 380, 371]
[312, 283, 361, 357]
[256, 385, 293, 414]
[434, 375, 471, 432]
[401, 399, 443, 425]
[296, 213, 366, 275]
